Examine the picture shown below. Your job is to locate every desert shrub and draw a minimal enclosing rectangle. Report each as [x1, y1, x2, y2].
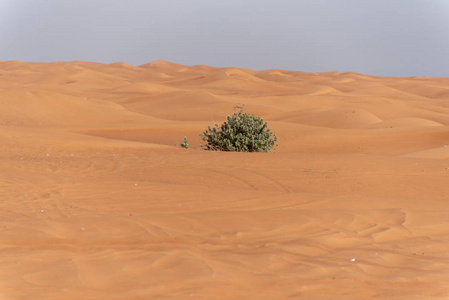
[180, 136, 189, 149]
[200, 106, 277, 152]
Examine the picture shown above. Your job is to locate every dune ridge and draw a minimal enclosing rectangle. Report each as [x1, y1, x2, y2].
[1, 60, 449, 299]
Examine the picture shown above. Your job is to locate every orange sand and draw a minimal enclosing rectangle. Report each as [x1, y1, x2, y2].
[1, 60, 449, 299]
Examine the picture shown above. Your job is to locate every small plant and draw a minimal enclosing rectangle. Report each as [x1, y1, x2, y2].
[180, 136, 190, 149]
[200, 105, 277, 152]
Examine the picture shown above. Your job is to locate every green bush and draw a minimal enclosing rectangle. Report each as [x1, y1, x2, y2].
[200, 106, 277, 152]
[180, 136, 190, 149]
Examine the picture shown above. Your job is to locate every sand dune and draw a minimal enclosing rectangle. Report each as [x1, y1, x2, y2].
[273, 107, 382, 129]
[1, 60, 449, 299]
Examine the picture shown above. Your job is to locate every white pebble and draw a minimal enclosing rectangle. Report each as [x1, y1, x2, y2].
[350, 258, 356, 262]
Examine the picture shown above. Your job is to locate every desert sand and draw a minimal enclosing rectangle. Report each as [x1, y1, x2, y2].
[1, 60, 449, 299]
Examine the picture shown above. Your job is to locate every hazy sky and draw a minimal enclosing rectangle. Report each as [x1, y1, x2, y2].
[1, 0, 449, 77]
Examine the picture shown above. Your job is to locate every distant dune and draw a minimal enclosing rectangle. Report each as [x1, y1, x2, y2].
[1, 60, 449, 299]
